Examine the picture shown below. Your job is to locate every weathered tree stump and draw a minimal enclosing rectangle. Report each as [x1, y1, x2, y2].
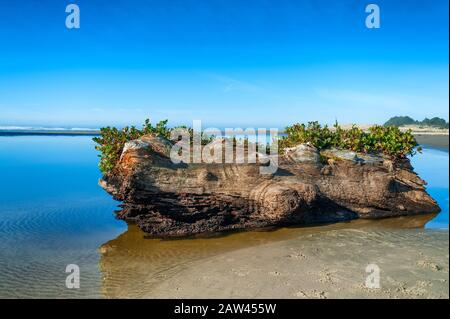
[100, 135, 440, 237]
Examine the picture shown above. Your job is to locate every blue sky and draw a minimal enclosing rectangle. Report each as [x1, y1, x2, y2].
[0, 0, 448, 128]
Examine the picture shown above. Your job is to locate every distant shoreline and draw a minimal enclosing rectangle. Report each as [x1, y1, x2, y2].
[415, 134, 449, 151]
[1, 126, 448, 136]
[1, 128, 447, 150]
[0, 130, 100, 136]
[336, 124, 449, 136]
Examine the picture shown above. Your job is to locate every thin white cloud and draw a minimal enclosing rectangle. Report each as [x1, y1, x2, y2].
[206, 73, 262, 93]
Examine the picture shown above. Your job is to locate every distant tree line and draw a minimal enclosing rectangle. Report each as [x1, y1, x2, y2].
[384, 116, 449, 129]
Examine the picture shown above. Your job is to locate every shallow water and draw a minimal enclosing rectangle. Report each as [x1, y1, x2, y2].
[411, 147, 449, 229]
[0, 135, 448, 298]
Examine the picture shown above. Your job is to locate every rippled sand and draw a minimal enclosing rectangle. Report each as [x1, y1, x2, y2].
[99, 214, 449, 298]
[0, 198, 125, 299]
[1, 136, 447, 298]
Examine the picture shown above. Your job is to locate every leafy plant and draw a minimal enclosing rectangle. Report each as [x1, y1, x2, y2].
[93, 118, 170, 174]
[94, 119, 217, 174]
[280, 122, 421, 158]
[95, 119, 422, 175]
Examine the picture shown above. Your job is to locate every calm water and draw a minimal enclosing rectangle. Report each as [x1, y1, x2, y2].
[0, 135, 448, 298]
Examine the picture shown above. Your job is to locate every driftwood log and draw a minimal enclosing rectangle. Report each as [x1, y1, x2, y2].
[100, 135, 440, 237]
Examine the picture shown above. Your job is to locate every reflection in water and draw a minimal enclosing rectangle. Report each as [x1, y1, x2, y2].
[0, 136, 126, 298]
[0, 135, 447, 298]
[99, 214, 436, 298]
[99, 146, 449, 298]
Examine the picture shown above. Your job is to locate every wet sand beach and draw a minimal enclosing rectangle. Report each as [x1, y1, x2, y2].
[99, 215, 449, 299]
[150, 230, 448, 299]
[415, 134, 449, 151]
[0, 136, 447, 298]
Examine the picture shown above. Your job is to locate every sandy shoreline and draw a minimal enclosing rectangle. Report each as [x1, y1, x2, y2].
[338, 124, 449, 135]
[148, 229, 449, 299]
[415, 134, 449, 151]
[100, 215, 449, 299]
